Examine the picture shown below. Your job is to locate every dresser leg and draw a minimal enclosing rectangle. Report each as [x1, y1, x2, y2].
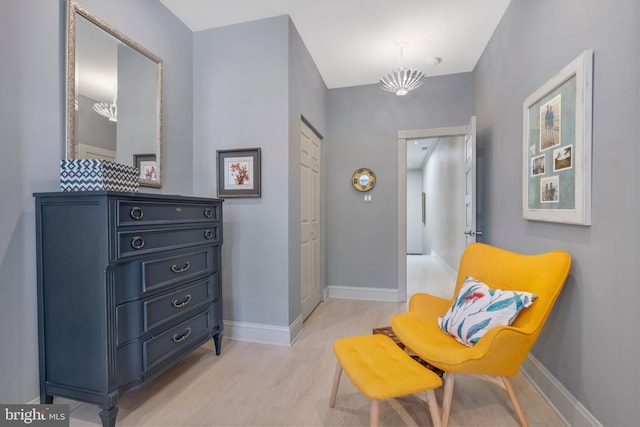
[41, 394, 54, 404]
[99, 405, 118, 427]
[213, 333, 222, 355]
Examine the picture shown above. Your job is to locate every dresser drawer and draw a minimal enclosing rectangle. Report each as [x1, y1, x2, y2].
[116, 307, 216, 387]
[116, 224, 220, 259]
[117, 200, 221, 226]
[143, 309, 212, 371]
[116, 275, 218, 346]
[113, 247, 217, 303]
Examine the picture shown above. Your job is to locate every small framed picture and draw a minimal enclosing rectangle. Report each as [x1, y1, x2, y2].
[531, 154, 546, 177]
[216, 148, 261, 198]
[133, 153, 159, 186]
[553, 145, 573, 172]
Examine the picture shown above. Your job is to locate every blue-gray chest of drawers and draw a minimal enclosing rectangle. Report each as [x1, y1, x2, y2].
[34, 192, 224, 427]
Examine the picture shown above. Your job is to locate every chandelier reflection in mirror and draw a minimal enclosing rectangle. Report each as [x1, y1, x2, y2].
[92, 86, 118, 122]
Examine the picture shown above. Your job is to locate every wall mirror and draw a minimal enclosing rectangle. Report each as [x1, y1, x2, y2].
[66, 1, 163, 187]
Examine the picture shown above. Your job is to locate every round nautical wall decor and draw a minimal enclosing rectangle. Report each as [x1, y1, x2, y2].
[352, 168, 376, 192]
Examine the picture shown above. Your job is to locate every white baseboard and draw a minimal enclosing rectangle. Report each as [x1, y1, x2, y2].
[288, 315, 304, 345]
[223, 315, 304, 347]
[430, 250, 458, 280]
[326, 285, 399, 302]
[521, 354, 602, 427]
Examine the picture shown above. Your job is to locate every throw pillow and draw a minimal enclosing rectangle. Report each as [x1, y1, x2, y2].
[437, 276, 537, 347]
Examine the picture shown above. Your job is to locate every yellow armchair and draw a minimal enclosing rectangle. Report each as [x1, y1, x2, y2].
[391, 242, 571, 426]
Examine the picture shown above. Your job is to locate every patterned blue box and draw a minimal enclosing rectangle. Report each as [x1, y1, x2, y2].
[60, 159, 139, 192]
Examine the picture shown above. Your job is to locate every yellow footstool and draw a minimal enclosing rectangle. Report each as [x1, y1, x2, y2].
[329, 334, 442, 427]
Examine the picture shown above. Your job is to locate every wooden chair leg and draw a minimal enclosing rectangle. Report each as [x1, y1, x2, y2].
[501, 376, 528, 427]
[425, 389, 442, 427]
[441, 373, 455, 427]
[329, 361, 342, 408]
[370, 399, 380, 427]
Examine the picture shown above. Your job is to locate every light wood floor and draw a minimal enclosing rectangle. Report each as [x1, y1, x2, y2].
[64, 298, 566, 426]
[406, 255, 456, 300]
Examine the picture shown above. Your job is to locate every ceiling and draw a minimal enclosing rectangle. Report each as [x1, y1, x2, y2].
[407, 138, 437, 170]
[158, 0, 511, 89]
[157, 1, 509, 168]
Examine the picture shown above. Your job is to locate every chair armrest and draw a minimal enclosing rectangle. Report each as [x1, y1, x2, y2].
[408, 293, 452, 318]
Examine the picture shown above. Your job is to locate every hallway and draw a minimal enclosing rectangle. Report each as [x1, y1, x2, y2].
[406, 255, 456, 301]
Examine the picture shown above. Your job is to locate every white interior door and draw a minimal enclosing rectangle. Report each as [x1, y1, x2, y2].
[300, 121, 322, 320]
[464, 116, 480, 245]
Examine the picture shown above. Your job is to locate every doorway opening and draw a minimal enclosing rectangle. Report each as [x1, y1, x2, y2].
[397, 119, 476, 302]
[406, 135, 463, 299]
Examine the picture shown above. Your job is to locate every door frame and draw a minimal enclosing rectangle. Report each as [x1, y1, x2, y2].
[397, 125, 467, 302]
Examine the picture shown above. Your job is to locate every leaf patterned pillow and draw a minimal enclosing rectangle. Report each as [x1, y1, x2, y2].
[437, 276, 537, 347]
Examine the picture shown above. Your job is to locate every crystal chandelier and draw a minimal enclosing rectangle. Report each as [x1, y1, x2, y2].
[379, 43, 425, 96]
[93, 87, 117, 122]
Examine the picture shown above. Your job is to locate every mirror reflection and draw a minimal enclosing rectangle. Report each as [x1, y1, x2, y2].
[67, 1, 163, 187]
[358, 175, 370, 186]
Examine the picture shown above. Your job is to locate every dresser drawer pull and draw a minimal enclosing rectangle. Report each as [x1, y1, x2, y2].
[171, 327, 192, 343]
[204, 208, 213, 218]
[131, 236, 145, 249]
[130, 207, 144, 220]
[171, 294, 192, 308]
[204, 230, 213, 239]
[170, 261, 191, 274]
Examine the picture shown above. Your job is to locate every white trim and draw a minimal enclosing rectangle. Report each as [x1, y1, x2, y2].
[224, 316, 304, 347]
[76, 143, 116, 161]
[326, 285, 399, 302]
[430, 250, 458, 281]
[397, 134, 407, 302]
[522, 354, 602, 427]
[289, 315, 304, 345]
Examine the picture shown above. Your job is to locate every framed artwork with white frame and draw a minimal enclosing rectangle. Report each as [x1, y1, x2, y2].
[522, 50, 593, 225]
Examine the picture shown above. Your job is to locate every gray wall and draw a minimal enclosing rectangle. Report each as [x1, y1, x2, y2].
[287, 20, 328, 323]
[192, 16, 327, 328]
[0, 0, 193, 404]
[474, 0, 640, 424]
[193, 16, 290, 328]
[326, 74, 472, 290]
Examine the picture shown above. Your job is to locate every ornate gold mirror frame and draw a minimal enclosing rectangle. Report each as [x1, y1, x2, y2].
[66, 0, 163, 187]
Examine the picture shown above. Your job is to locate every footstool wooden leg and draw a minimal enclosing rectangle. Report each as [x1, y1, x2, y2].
[329, 361, 342, 408]
[425, 389, 442, 427]
[442, 373, 455, 427]
[370, 399, 380, 427]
